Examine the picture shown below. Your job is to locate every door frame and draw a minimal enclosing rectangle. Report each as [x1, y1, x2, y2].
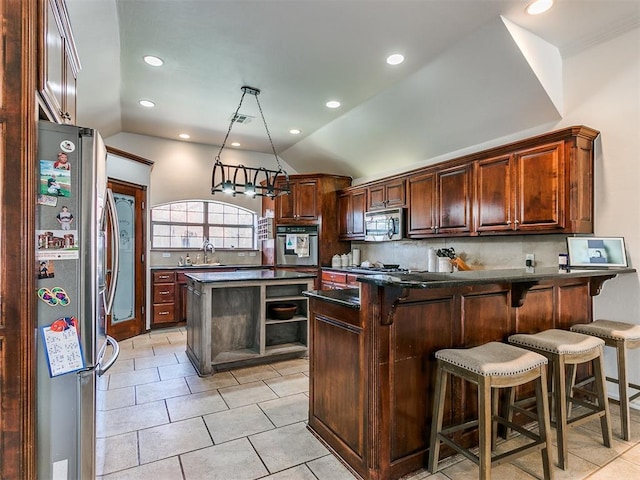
[107, 178, 147, 340]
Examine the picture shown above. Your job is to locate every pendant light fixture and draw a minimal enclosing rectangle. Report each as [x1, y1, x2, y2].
[211, 86, 290, 199]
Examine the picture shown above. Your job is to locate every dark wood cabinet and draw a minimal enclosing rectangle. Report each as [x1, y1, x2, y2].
[407, 170, 436, 236]
[407, 163, 472, 237]
[437, 162, 473, 234]
[320, 270, 359, 290]
[475, 141, 566, 233]
[275, 177, 318, 223]
[39, 0, 79, 124]
[367, 177, 406, 210]
[338, 188, 367, 240]
[152, 271, 176, 325]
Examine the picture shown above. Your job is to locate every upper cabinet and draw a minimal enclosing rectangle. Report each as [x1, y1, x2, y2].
[275, 177, 319, 223]
[39, 0, 80, 125]
[367, 177, 406, 211]
[354, 126, 598, 240]
[338, 187, 367, 240]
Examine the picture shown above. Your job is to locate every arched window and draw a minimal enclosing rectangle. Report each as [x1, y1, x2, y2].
[150, 200, 257, 250]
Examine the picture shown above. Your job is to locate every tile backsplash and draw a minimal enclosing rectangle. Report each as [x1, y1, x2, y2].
[351, 234, 569, 271]
[150, 250, 262, 267]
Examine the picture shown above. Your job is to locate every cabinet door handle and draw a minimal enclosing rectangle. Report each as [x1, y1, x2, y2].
[506, 220, 511, 225]
[159, 290, 171, 295]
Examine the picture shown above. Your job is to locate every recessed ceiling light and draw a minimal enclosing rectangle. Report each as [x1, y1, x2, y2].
[386, 54, 405, 66]
[139, 100, 155, 108]
[179, 133, 190, 139]
[231, 142, 241, 147]
[143, 55, 164, 67]
[526, 0, 554, 15]
[326, 100, 341, 109]
[289, 129, 302, 135]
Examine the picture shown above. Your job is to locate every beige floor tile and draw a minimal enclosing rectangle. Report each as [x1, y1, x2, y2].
[135, 377, 190, 404]
[230, 364, 281, 383]
[98, 386, 135, 411]
[101, 457, 183, 480]
[185, 371, 238, 393]
[204, 404, 274, 444]
[307, 454, 358, 479]
[180, 437, 269, 480]
[106, 358, 134, 375]
[440, 457, 537, 479]
[96, 431, 138, 476]
[564, 425, 630, 467]
[152, 343, 187, 356]
[134, 353, 179, 370]
[264, 372, 309, 397]
[270, 358, 309, 376]
[219, 380, 278, 408]
[138, 416, 212, 464]
[132, 335, 171, 348]
[259, 393, 308, 427]
[249, 421, 328, 473]
[108, 367, 160, 390]
[166, 390, 228, 422]
[97, 400, 169, 438]
[621, 442, 640, 465]
[264, 464, 318, 479]
[175, 350, 191, 364]
[115, 347, 156, 361]
[586, 457, 640, 479]
[158, 361, 197, 380]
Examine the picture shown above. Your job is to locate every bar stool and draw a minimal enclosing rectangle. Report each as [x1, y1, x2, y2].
[508, 329, 612, 470]
[428, 342, 553, 480]
[570, 320, 640, 441]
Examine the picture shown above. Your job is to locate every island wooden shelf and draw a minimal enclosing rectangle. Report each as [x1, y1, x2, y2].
[304, 267, 635, 480]
[185, 270, 315, 375]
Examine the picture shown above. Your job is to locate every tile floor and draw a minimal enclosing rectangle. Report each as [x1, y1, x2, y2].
[97, 327, 640, 479]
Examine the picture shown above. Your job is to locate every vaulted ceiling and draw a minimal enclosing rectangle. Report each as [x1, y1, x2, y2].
[66, 0, 640, 180]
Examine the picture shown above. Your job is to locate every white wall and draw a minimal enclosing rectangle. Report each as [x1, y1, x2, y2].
[558, 27, 640, 399]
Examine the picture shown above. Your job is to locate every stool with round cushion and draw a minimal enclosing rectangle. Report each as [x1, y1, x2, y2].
[570, 319, 640, 441]
[508, 329, 612, 470]
[428, 341, 553, 480]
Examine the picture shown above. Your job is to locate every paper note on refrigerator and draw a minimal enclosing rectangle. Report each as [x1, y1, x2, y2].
[40, 322, 85, 377]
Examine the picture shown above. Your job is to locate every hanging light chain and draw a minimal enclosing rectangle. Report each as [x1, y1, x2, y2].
[215, 88, 248, 160]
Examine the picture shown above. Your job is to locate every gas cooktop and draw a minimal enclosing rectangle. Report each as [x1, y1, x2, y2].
[349, 266, 409, 274]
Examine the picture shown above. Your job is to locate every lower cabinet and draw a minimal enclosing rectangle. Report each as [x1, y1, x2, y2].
[321, 270, 359, 290]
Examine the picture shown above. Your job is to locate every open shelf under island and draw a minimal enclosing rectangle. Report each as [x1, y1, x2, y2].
[185, 270, 316, 375]
[303, 267, 636, 480]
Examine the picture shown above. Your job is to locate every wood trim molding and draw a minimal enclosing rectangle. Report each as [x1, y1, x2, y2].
[106, 146, 154, 166]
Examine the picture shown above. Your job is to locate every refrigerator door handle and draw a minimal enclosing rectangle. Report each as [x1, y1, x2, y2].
[105, 188, 120, 315]
[97, 335, 120, 376]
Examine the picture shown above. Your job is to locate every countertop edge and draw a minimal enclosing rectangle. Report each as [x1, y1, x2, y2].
[303, 289, 360, 309]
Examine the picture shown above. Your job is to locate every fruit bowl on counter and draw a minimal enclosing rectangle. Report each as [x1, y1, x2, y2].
[268, 303, 297, 320]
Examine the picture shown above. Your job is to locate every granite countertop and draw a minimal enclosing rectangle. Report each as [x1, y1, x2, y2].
[150, 264, 264, 271]
[357, 267, 636, 288]
[303, 288, 360, 309]
[185, 269, 316, 283]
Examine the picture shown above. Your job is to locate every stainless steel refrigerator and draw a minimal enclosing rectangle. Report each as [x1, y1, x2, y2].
[36, 121, 120, 479]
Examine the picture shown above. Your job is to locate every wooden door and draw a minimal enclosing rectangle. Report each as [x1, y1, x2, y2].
[367, 183, 386, 210]
[407, 171, 436, 237]
[106, 179, 146, 340]
[2, 0, 37, 477]
[514, 141, 565, 231]
[475, 154, 514, 232]
[437, 163, 473, 234]
[338, 193, 350, 238]
[350, 189, 367, 238]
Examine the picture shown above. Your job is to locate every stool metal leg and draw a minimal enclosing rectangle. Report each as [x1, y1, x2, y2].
[594, 350, 613, 447]
[616, 339, 631, 441]
[535, 367, 554, 480]
[428, 361, 448, 474]
[553, 354, 569, 470]
[478, 377, 492, 480]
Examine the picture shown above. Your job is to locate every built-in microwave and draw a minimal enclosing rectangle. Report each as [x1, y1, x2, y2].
[364, 208, 404, 241]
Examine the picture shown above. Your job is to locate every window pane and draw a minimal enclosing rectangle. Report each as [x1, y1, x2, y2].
[151, 200, 256, 250]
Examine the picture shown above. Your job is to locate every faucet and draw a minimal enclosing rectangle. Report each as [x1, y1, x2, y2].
[202, 238, 215, 263]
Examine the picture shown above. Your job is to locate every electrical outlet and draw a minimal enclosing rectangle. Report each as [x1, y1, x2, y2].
[525, 253, 535, 272]
[238, 252, 246, 257]
[162, 252, 171, 258]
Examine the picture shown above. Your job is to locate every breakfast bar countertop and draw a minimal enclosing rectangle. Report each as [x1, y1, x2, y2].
[356, 266, 636, 289]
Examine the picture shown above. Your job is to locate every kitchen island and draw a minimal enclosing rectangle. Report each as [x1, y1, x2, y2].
[304, 267, 635, 480]
[185, 270, 315, 375]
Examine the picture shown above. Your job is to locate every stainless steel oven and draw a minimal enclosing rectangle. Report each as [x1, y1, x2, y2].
[275, 225, 319, 266]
